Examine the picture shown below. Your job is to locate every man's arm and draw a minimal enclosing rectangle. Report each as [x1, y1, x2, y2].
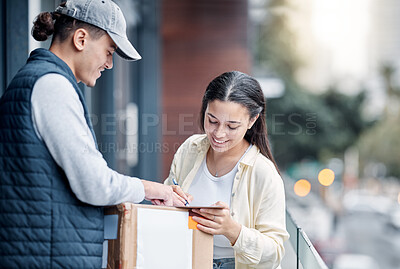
[31, 73, 172, 206]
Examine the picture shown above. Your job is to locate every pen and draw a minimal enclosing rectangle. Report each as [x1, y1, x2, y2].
[172, 178, 189, 206]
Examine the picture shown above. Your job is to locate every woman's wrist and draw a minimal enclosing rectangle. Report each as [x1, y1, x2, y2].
[225, 221, 242, 246]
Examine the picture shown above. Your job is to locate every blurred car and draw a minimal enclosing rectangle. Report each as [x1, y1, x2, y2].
[342, 190, 393, 215]
[332, 254, 380, 269]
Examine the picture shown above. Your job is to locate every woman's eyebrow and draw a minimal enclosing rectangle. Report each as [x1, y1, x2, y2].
[207, 113, 241, 124]
[207, 112, 217, 119]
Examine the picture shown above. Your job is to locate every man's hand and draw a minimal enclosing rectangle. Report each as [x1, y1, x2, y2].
[141, 180, 174, 206]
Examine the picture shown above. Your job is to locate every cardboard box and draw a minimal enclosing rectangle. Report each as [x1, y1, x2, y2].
[104, 203, 213, 269]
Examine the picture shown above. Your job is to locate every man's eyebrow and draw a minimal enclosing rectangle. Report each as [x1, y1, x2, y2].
[207, 113, 241, 124]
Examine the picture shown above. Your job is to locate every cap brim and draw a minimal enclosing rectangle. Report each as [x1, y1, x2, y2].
[108, 32, 142, 61]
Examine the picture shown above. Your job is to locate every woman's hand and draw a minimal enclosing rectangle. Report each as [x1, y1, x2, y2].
[191, 201, 242, 245]
[151, 185, 193, 207]
[171, 185, 193, 206]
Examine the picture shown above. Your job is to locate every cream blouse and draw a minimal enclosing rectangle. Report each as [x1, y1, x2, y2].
[165, 134, 289, 269]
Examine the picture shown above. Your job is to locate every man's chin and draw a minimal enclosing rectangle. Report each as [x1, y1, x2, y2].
[84, 80, 96, 88]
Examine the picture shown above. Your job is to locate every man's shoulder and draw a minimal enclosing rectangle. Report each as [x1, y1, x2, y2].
[33, 73, 76, 97]
[36, 73, 72, 86]
[32, 73, 81, 114]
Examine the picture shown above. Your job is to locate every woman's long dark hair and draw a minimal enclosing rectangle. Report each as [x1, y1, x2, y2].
[31, 2, 105, 43]
[200, 71, 280, 174]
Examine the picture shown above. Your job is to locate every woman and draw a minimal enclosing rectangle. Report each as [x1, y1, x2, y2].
[165, 71, 289, 269]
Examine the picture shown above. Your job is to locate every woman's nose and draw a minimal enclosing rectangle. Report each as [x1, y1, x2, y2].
[213, 125, 226, 138]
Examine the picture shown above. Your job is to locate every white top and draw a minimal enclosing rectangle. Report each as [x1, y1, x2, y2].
[188, 145, 252, 259]
[165, 134, 289, 269]
[31, 73, 145, 206]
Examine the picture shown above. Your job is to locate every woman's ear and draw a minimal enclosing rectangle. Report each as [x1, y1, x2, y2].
[248, 114, 259, 129]
[72, 28, 89, 51]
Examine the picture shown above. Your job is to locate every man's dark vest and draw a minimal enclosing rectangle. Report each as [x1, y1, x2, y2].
[0, 48, 103, 268]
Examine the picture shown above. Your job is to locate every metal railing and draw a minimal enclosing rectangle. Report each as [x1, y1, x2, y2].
[286, 210, 329, 269]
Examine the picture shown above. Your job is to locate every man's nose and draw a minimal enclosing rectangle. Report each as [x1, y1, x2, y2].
[105, 56, 113, 69]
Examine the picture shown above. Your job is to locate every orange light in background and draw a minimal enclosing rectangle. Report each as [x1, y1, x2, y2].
[398, 192, 400, 204]
[294, 179, 311, 197]
[318, 168, 335, 186]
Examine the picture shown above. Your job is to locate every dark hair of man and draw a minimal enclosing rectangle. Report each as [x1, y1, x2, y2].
[200, 71, 280, 174]
[31, 2, 105, 43]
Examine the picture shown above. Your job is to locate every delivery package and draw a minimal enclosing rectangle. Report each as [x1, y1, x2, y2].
[103, 203, 213, 269]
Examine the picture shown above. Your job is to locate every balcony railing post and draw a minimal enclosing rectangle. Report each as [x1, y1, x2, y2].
[286, 209, 329, 269]
[297, 227, 300, 269]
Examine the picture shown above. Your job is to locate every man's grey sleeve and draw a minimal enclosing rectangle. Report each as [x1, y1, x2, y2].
[31, 73, 145, 206]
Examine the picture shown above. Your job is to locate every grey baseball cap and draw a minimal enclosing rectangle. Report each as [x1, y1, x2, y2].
[55, 0, 141, 61]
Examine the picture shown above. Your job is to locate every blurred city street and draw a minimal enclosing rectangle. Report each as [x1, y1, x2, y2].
[336, 211, 400, 268]
[286, 177, 400, 269]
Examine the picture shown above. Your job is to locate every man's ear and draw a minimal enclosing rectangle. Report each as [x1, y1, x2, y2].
[72, 28, 89, 51]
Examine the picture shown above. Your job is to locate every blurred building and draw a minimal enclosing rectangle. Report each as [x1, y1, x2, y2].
[287, 0, 371, 94]
[279, 0, 400, 119]
[161, 0, 250, 177]
[0, 0, 251, 181]
[369, 0, 400, 75]
[366, 0, 400, 118]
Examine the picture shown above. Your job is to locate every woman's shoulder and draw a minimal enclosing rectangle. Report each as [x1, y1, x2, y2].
[179, 134, 207, 147]
[185, 134, 207, 144]
[251, 151, 282, 184]
[253, 153, 277, 171]
[175, 134, 208, 153]
[243, 146, 278, 174]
